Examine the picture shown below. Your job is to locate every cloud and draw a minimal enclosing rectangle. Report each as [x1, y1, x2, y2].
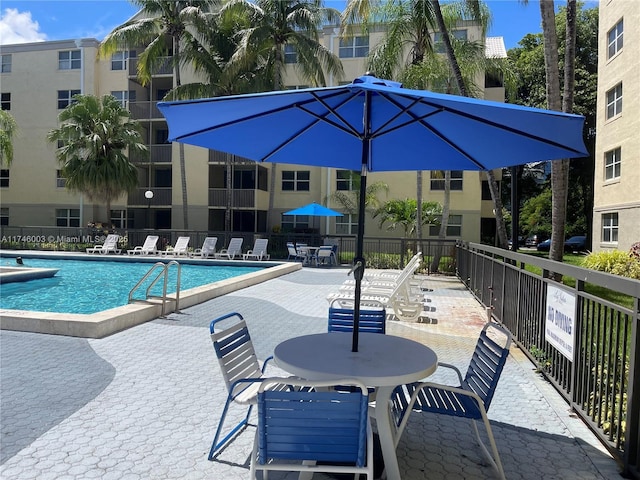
[0, 8, 47, 45]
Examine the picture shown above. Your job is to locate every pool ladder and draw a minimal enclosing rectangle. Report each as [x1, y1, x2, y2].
[128, 261, 181, 317]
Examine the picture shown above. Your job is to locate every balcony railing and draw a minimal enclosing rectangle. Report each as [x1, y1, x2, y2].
[129, 101, 164, 121]
[129, 145, 172, 164]
[208, 150, 255, 165]
[128, 57, 173, 77]
[209, 189, 255, 208]
[128, 187, 172, 206]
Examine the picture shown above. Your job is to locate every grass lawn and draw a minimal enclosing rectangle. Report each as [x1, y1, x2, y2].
[519, 250, 634, 309]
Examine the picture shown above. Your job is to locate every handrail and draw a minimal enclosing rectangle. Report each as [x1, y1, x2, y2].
[128, 261, 181, 316]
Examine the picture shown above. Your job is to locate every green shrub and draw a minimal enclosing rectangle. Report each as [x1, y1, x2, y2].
[583, 250, 640, 280]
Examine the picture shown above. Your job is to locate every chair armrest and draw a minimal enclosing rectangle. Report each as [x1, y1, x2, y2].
[261, 355, 274, 373]
[435, 362, 464, 384]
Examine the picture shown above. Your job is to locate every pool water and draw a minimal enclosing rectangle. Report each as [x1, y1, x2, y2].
[0, 257, 261, 314]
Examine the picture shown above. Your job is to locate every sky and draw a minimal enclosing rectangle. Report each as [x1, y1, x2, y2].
[0, 0, 599, 49]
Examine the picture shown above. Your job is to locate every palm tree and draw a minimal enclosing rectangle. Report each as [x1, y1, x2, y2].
[100, 0, 217, 230]
[373, 198, 442, 237]
[47, 94, 148, 224]
[0, 110, 17, 167]
[221, 0, 344, 228]
[539, 0, 577, 265]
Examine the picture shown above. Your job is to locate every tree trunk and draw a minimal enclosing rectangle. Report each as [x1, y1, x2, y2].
[432, 0, 509, 248]
[173, 36, 189, 230]
[416, 171, 423, 255]
[225, 154, 233, 231]
[487, 169, 509, 248]
[430, 170, 450, 272]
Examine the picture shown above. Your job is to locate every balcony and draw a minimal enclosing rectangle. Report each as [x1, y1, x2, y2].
[129, 187, 172, 206]
[128, 101, 165, 121]
[129, 145, 172, 164]
[128, 57, 173, 77]
[209, 150, 255, 165]
[209, 189, 255, 208]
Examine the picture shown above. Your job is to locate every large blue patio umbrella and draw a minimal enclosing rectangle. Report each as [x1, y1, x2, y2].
[158, 75, 588, 352]
[284, 202, 343, 217]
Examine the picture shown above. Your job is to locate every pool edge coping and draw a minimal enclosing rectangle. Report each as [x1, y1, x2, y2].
[0, 258, 301, 338]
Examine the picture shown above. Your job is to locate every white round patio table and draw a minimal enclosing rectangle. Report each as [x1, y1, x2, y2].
[274, 332, 438, 480]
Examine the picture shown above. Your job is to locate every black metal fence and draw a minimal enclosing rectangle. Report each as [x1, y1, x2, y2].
[457, 241, 640, 478]
[0, 226, 457, 272]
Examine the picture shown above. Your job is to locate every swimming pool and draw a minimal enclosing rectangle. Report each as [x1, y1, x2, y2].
[0, 257, 261, 314]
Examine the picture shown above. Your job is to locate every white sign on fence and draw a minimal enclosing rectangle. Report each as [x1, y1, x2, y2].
[545, 284, 576, 361]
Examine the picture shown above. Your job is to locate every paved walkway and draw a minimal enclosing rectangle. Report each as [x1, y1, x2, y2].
[0, 267, 623, 479]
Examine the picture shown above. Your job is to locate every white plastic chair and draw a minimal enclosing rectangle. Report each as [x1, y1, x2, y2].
[127, 235, 159, 255]
[161, 236, 190, 257]
[242, 238, 270, 260]
[214, 237, 243, 259]
[193, 237, 217, 258]
[86, 234, 121, 254]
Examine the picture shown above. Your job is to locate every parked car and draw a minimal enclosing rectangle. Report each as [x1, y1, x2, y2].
[536, 239, 551, 251]
[537, 235, 587, 253]
[564, 235, 587, 252]
[525, 236, 540, 247]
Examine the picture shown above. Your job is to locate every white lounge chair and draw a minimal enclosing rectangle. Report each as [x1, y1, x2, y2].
[286, 242, 306, 262]
[86, 234, 121, 255]
[193, 237, 217, 258]
[242, 238, 270, 261]
[162, 236, 190, 257]
[127, 235, 159, 255]
[214, 237, 243, 260]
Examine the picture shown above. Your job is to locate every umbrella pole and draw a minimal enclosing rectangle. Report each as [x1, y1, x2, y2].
[352, 91, 372, 352]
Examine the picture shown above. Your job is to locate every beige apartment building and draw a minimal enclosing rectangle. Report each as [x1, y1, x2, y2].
[0, 21, 506, 243]
[593, 1, 640, 252]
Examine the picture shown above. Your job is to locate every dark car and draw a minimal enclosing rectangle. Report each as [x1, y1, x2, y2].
[536, 239, 551, 251]
[537, 236, 587, 253]
[564, 235, 587, 252]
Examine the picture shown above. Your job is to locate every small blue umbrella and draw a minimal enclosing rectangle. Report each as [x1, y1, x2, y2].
[284, 202, 343, 217]
[159, 75, 588, 352]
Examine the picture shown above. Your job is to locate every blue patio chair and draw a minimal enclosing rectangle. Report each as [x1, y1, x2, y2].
[208, 312, 275, 460]
[328, 299, 386, 334]
[389, 322, 512, 480]
[249, 377, 374, 479]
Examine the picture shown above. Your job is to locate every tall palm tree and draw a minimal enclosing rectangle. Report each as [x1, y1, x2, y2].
[47, 94, 148, 223]
[329, 172, 389, 234]
[100, 0, 217, 230]
[539, 0, 577, 265]
[221, 0, 344, 228]
[0, 110, 17, 167]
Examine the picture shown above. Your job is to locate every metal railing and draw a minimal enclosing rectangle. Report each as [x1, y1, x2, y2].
[129, 260, 181, 317]
[456, 241, 640, 478]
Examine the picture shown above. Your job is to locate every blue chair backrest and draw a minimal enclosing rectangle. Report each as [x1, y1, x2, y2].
[257, 379, 369, 466]
[463, 326, 511, 410]
[328, 305, 386, 334]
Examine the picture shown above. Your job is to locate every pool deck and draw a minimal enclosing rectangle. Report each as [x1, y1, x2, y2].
[0, 266, 623, 479]
[0, 250, 300, 338]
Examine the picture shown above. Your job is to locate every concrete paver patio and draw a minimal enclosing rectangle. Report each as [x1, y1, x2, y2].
[0, 267, 623, 479]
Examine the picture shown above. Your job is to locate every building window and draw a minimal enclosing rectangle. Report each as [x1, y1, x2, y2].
[58, 90, 81, 109]
[58, 50, 81, 69]
[1, 54, 11, 73]
[434, 30, 468, 54]
[336, 213, 358, 235]
[0, 208, 8, 226]
[429, 214, 463, 237]
[281, 214, 309, 231]
[284, 44, 297, 64]
[608, 19, 623, 59]
[111, 90, 136, 108]
[0, 169, 9, 187]
[481, 180, 496, 200]
[282, 170, 310, 191]
[111, 51, 129, 70]
[430, 170, 463, 190]
[336, 170, 357, 191]
[339, 36, 369, 58]
[110, 210, 126, 229]
[604, 147, 621, 181]
[56, 170, 66, 188]
[606, 83, 622, 119]
[1, 92, 10, 110]
[601, 213, 618, 243]
[56, 208, 80, 227]
[285, 85, 309, 90]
